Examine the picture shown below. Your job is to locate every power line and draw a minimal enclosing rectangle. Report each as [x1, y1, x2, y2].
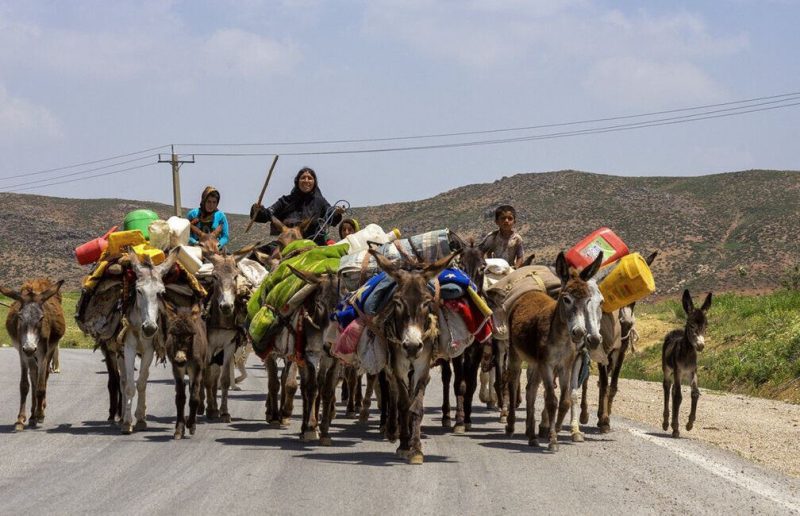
[188, 98, 800, 158]
[175, 91, 800, 147]
[0, 154, 158, 186]
[3, 162, 159, 192]
[0, 144, 171, 180]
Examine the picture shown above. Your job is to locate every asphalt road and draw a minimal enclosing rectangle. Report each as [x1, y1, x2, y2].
[1, 349, 798, 515]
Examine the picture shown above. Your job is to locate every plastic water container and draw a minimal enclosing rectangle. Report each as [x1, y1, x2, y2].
[107, 230, 146, 257]
[75, 226, 118, 265]
[338, 224, 400, 254]
[167, 216, 191, 247]
[565, 227, 629, 269]
[123, 209, 159, 239]
[132, 243, 165, 266]
[598, 253, 656, 312]
[148, 220, 170, 250]
[177, 245, 203, 275]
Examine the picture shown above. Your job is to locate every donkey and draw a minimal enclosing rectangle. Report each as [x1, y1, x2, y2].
[506, 251, 603, 451]
[445, 237, 487, 433]
[165, 302, 208, 439]
[119, 249, 177, 434]
[286, 266, 343, 445]
[579, 251, 659, 434]
[370, 249, 458, 464]
[663, 289, 712, 438]
[1, 279, 65, 431]
[200, 251, 244, 423]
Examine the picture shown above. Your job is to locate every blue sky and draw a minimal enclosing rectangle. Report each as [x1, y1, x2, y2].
[1, 0, 798, 214]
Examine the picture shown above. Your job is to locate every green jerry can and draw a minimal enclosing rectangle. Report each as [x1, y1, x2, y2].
[123, 209, 159, 239]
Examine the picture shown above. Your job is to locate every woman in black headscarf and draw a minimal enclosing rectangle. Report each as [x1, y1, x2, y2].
[250, 167, 343, 246]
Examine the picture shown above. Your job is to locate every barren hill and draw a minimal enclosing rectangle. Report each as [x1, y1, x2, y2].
[1, 169, 797, 294]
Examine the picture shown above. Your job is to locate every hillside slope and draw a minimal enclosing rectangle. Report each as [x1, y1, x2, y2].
[1, 169, 797, 292]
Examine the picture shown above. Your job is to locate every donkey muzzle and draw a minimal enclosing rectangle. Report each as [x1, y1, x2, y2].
[570, 327, 586, 344]
[403, 342, 422, 359]
[219, 301, 234, 316]
[142, 321, 158, 338]
[22, 342, 37, 355]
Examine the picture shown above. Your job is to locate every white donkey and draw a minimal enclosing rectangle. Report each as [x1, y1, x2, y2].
[119, 250, 177, 434]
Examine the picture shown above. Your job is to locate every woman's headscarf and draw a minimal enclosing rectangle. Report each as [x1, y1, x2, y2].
[339, 218, 360, 239]
[291, 167, 320, 197]
[199, 186, 220, 220]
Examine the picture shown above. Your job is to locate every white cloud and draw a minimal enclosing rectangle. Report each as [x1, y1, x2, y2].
[583, 57, 725, 108]
[0, 84, 62, 141]
[202, 29, 300, 78]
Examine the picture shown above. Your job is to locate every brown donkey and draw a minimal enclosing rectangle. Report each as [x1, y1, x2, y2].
[2, 279, 65, 431]
[506, 251, 603, 451]
[164, 302, 208, 439]
[371, 248, 458, 464]
[662, 289, 711, 438]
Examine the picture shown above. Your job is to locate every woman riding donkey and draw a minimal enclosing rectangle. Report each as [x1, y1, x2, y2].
[250, 167, 345, 247]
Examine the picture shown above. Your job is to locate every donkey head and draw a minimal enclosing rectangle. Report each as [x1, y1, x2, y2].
[681, 289, 712, 351]
[128, 249, 177, 338]
[272, 216, 312, 250]
[207, 253, 238, 317]
[0, 280, 63, 355]
[555, 251, 604, 347]
[370, 249, 458, 359]
[457, 238, 486, 294]
[164, 302, 202, 364]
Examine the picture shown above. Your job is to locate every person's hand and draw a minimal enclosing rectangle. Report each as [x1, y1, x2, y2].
[250, 203, 263, 219]
[334, 205, 346, 215]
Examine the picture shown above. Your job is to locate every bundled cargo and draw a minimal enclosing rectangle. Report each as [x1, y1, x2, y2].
[484, 264, 561, 315]
[598, 252, 656, 312]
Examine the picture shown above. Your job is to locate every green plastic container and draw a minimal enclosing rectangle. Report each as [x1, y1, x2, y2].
[123, 209, 159, 239]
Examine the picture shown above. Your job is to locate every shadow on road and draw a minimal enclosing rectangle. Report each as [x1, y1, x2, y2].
[45, 421, 121, 436]
[216, 435, 358, 451]
[292, 450, 456, 466]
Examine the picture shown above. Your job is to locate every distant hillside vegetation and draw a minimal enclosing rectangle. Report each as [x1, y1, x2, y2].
[1, 169, 798, 294]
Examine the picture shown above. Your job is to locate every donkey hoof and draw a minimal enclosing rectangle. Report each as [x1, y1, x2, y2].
[385, 431, 399, 443]
[527, 438, 539, 447]
[220, 414, 231, 424]
[395, 447, 410, 458]
[358, 414, 369, 425]
[134, 420, 148, 431]
[14, 422, 24, 432]
[580, 412, 589, 425]
[538, 426, 549, 439]
[268, 419, 281, 426]
[174, 430, 184, 440]
[345, 411, 357, 419]
[548, 442, 559, 452]
[441, 417, 452, 428]
[662, 421, 669, 431]
[302, 430, 319, 441]
[453, 424, 466, 434]
[572, 432, 585, 443]
[189, 424, 196, 435]
[671, 430, 681, 439]
[686, 421, 694, 431]
[320, 436, 333, 447]
[197, 406, 206, 416]
[121, 423, 133, 435]
[486, 402, 497, 410]
[280, 417, 291, 427]
[599, 424, 611, 434]
[499, 415, 507, 424]
[207, 410, 220, 420]
[505, 425, 514, 437]
[408, 452, 424, 465]
[465, 423, 472, 431]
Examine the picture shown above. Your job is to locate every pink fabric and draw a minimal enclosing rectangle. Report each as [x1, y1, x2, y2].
[333, 319, 365, 362]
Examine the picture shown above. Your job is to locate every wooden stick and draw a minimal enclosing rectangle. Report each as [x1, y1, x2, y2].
[245, 155, 279, 234]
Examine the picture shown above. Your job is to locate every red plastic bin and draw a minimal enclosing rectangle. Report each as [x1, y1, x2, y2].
[565, 227, 629, 269]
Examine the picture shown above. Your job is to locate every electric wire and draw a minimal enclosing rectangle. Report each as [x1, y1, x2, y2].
[4, 162, 159, 192]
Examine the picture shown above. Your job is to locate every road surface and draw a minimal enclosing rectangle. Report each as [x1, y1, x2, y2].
[0, 349, 798, 515]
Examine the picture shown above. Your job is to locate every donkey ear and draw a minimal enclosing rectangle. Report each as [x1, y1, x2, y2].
[270, 215, 286, 233]
[700, 292, 712, 312]
[127, 249, 144, 275]
[0, 285, 21, 302]
[163, 301, 178, 319]
[522, 253, 536, 267]
[287, 264, 321, 285]
[369, 248, 399, 276]
[298, 218, 314, 234]
[156, 249, 178, 277]
[423, 251, 460, 281]
[38, 279, 64, 303]
[681, 289, 694, 315]
[645, 250, 658, 267]
[555, 252, 570, 283]
[580, 251, 604, 282]
[191, 303, 203, 319]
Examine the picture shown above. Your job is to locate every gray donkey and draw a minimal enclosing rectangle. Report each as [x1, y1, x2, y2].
[662, 289, 712, 438]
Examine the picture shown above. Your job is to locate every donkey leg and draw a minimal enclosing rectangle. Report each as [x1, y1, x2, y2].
[319, 359, 339, 446]
[440, 360, 452, 428]
[133, 346, 154, 431]
[687, 371, 700, 431]
[570, 358, 585, 442]
[662, 371, 672, 432]
[119, 340, 137, 434]
[597, 364, 611, 433]
[407, 369, 431, 465]
[50, 344, 61, 374]
[525, 367, 541, 447]
[34, 354, 50, 423]
[542, 368, 559, 451]
[344, 366, 357, 418]
[15, 352, 29, 431]
[554, 364, 573, 442]
[265, 355, 280, 424]
[671, 373, 683, 438]
[608, 344, 627, 417]
[383, 370, 399, 443]
[299, 363, 319, 441]
[101, 345, 120, 422]
[281, 361, 299, 426]
[359, 373, 375, 424]
[27, 362, 38, 428]
[463, 346, 481, 431]
[174, 367, 187, 440]
[219, 343, 235, 423]
[494, 340, 508, 423]
[505, 348, 522, 436]
[580, 375, 589, 425]
[452, 356, 467, 433]
[188, 364, 202, 436]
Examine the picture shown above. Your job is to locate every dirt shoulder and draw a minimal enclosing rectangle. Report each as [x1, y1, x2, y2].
[583, 376, 800, 478]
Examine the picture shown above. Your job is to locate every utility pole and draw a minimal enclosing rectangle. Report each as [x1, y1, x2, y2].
[158, 146, 195, 217]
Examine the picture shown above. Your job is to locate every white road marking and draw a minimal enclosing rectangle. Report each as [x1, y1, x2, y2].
[627, 426, 800, 513]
